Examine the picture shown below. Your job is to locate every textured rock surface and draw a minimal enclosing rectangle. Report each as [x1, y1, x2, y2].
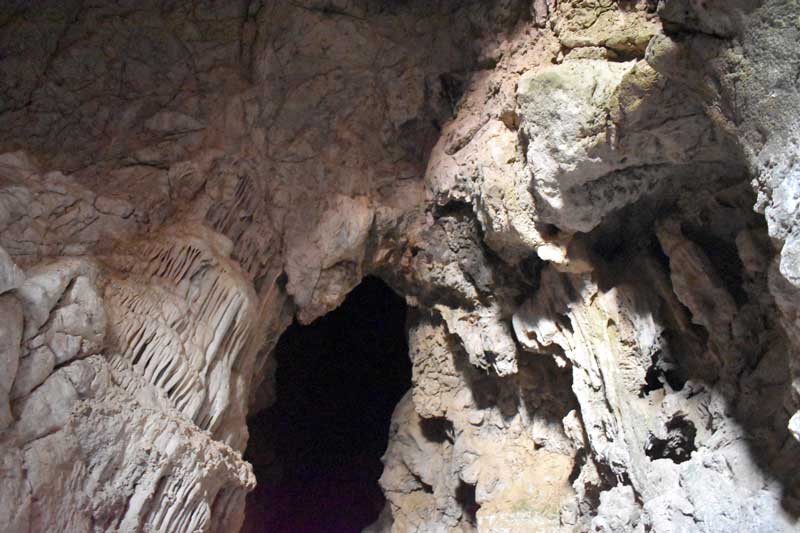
[1, 0, 799, 531]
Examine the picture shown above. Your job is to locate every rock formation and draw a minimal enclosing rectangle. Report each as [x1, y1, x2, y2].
[0, 0, 799, 531]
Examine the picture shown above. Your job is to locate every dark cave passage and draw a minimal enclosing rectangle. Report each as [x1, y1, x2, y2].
[243, 276, 411, 533]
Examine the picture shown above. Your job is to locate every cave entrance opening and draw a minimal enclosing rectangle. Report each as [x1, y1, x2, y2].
[243, 276, 411, 532]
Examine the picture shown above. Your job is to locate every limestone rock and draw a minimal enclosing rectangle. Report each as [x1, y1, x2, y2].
[553, 0, 660, 58]
[103, 225, 260, 450]
[0, 253, 254, 532]
[0, 246, 23, 295]
[0, 0, 799, 532]
[0, 293, 22, 429]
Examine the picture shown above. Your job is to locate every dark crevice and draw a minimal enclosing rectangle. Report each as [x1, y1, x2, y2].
[681, 223, 748, 306]
[639, 348, 686, 398]
[645, 414, 697, 464]
[455, 481, 479, 525]
[639, 350, 666, 397]
[411, 472, 434, 494]
[440, 72, 467, 114]
[517, 129, 530, 165]
[243, 276, 411, 533]
[432, 199, 472, 219]
[420, 417, 455, 444]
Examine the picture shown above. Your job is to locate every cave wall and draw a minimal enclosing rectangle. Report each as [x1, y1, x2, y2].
[0, 0, 799, 531]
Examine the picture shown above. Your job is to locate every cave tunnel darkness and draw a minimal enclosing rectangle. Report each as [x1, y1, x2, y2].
[243, 276, 411, 532]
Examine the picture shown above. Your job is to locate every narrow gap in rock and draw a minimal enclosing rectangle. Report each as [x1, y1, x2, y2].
[440, 72, 466, 113]
[639, 352, 665, 397]
[681, 223, 748, 305]
[645, 414, 697, 464]
[420, 417, 455, 444]
[639, 348, 685, 397]
[243, 276, 411, 533]
[455, 480, 480, 525]
[411, 473, 434, 494]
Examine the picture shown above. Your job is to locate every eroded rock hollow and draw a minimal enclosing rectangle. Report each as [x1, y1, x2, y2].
[1, 0, 799, 531]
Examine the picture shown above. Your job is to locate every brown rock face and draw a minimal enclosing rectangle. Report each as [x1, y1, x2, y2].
[1, 0, 799, 531]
